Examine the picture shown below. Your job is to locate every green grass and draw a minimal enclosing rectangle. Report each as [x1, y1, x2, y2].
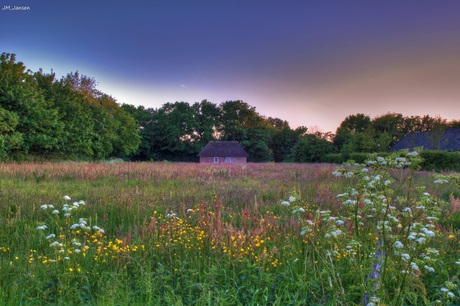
[0, 160, 459, 305]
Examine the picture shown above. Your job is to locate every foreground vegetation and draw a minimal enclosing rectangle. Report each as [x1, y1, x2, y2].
[0, 154, 459, 305]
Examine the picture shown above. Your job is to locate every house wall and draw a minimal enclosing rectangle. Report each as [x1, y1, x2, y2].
[199, 157, 247, 164]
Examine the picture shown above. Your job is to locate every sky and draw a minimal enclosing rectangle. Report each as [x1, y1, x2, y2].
[2, 0, 460, 133]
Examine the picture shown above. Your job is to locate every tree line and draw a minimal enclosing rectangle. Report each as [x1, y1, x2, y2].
[1, 52, 459, 162]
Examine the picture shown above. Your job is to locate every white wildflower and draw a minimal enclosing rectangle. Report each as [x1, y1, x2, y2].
[363, 199, 373, 205]
[70, 223, 80, 229]
[434, 179, 448, 184]
[447, 292, 456, 298]
[424, 265, 435, 272]
[410, 262, 420, 271]
[63, 195, 71, 201]
[406, 151, 418, 156]
[395, 241, 404, 249]
[401, 253, 410, 261]
[74, 249, 81, 253]
[336, 220, 345, 226]
[51, 210, 59, 215]
[289, 196, 296, 203]
[166, 212, 176, 219]
[36, 225, 47, 230]
[331, 230, 342, 237]
[45, 234, 56, 240]
[417, 237, 426, 244]
[280, 201, 290, 206]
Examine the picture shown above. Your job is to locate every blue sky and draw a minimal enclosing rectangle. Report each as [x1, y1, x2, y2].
[2, 0, 460, 132]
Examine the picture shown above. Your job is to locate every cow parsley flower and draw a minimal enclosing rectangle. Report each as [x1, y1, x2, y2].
[401, 253, 410, 261]
[36, 225, 47, 230]
[417, 237, 426, 244]
[395, 241, 404, 249]
[447, 292, 456, 298]
[434, 179, 448, 184]
[410, 262, 420, 271]
[63, 195, 71, 201]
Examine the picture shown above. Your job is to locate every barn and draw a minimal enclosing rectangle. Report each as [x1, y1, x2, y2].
[197, 141, 248, 163]
[391, 128, 460, 151]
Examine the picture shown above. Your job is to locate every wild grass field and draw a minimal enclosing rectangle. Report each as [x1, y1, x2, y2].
[0, 154, 459, 305]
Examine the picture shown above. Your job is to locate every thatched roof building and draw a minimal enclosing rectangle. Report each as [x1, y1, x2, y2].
[197, 141, 248, 163]
[391, 128, 460, 151]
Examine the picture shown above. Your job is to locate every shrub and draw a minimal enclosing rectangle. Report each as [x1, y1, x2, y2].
[420, 151, 460, 172]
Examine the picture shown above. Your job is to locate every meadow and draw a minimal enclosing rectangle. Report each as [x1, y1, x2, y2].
[0, 154, 459, 305]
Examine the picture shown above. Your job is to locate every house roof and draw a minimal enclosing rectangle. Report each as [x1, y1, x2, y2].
[391, 128, 460, 151]
[197, 141, 248, 157]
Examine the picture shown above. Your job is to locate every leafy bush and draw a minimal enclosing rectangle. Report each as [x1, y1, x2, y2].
[320, 153, 344, 164]
[420, 151, 460, 172]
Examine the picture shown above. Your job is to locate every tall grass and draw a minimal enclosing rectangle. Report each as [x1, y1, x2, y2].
[0, 160, 458, 305]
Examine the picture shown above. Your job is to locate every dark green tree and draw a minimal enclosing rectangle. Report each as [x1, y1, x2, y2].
[334, 113, 372, 152]
[34, 70, 98, 158]
[150, 102, 200, 161]
[192, 100, 221, 146]
[0, 53, 64, 156]
[292, 133, 335, 163]
[0, 106, 22, 159]
[219, 100, 273, 161]
[121, 104, 158, 161]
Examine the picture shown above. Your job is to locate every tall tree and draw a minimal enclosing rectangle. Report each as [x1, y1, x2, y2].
[34, 70, 98, 158]
[219, 100, 273, 161]
[292, 133, 335, 163]
[192, 100, 221, 146]
[0, 53, 63, 155]
[0, 106, 22, 159]
[334, 113, 371, 152]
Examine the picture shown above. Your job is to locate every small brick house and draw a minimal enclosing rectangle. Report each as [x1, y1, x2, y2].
[197, 141, 248, 163]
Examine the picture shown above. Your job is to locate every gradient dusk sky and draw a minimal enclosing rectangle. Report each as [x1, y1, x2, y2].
[2, 1, 460, 132]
